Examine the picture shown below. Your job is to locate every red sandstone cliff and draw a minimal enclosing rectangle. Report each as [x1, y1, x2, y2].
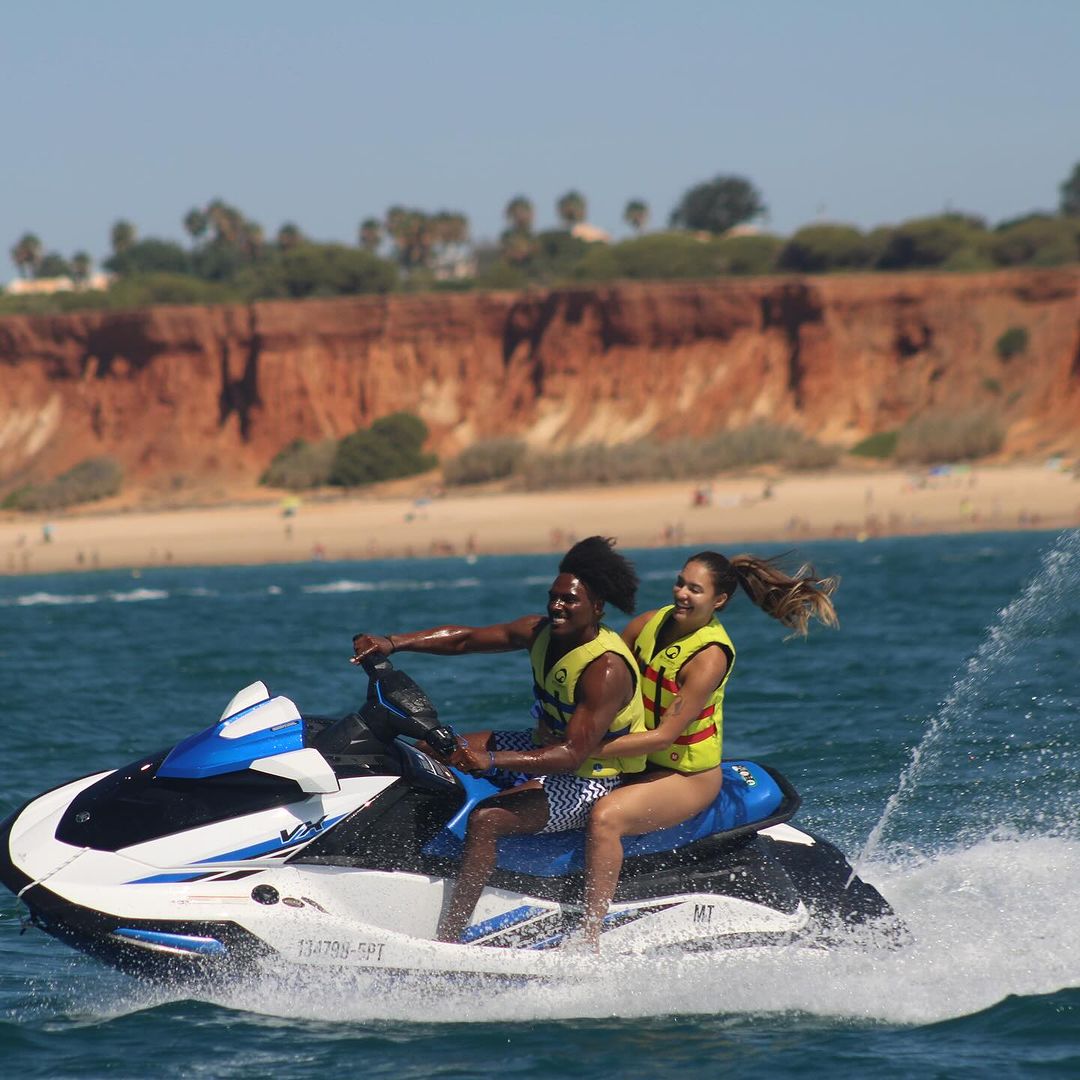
[0, 269, 1077, 496]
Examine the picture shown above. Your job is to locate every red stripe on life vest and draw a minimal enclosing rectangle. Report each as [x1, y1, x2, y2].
[643, 665, 680, 695]
[675, 721, 717, 745]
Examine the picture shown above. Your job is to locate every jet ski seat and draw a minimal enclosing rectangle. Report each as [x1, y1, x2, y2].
[424, 760, 789, 877]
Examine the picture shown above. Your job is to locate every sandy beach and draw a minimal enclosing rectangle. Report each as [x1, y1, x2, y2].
[1, 463, 1078, 576]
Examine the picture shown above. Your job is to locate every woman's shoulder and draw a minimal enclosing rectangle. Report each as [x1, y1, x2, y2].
[621, 607, 662, 644]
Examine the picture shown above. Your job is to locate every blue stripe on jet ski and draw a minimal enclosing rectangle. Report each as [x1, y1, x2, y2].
[461, 905, 548, 944]
[527, 904, 680, 949]
[194, 812, 348, 864]
[113, 928, 226, 955]
[527, 932, 567, 950]
[126, 813, 348, 882]
[375, 680, 408, 718]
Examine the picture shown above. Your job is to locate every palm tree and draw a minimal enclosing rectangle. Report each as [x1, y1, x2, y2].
[504, 196, 535, 234]
[1060, 161, 1080, 216]
[276, 222, 304, 250]
[385, 207, 435, 270]
[183, 207, 209, 245]
[623, 199, 649, 233]
[110, 219, 137, 255]
[206, 199, 244, 247]
[242, 219, 265, 259]
[358, 217, 383, 252]
[10, 232, 43, 278]
[433, 211, 469, 247]
[71, 251, 92, 285]
[556, 190, 587, 229]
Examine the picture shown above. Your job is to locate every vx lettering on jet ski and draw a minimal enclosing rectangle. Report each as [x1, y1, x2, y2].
[279, 815, 328, 845]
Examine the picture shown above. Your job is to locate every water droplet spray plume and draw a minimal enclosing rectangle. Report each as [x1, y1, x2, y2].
[851, 529, 1080, 882]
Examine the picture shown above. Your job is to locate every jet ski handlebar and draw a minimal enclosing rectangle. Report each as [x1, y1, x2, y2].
[358, 655, 458, 757]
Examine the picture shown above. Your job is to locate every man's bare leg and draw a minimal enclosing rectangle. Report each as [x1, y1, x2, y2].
[437, 783, 549, 943]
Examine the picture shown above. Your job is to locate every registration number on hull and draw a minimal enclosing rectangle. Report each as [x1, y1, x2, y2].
[296, 938, 386, 963]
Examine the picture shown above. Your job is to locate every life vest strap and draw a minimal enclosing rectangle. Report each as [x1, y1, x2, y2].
[643, 665, 680, 695]
[532, 683, 575, 713]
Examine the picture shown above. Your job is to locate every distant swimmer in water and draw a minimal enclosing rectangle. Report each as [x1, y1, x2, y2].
[350, 536, 648, 943]
[578, 551, 839, 949]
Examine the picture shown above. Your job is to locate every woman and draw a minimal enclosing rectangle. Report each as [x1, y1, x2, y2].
[579, 550, 838, 947]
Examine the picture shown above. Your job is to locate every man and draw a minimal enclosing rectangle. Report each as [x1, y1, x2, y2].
[351, 536, 646, 942]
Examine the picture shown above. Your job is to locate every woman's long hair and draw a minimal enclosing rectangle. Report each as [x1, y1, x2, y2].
[688, 550, 838, 637]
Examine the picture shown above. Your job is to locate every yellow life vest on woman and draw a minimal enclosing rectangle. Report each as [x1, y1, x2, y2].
[633, 606, 735, 774]
[529, 623, 647, 779]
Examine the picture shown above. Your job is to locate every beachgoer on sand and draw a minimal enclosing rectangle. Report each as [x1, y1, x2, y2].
[350, 536, 648, 943]
[577, 551, 839, 948]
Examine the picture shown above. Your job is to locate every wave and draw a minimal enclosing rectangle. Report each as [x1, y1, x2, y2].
[1, 588, 169, 607]
[109, 589, 169, 603]
[3, 592, 100, 607]
[303, 578, 481, 594]
[14, 831, 1067, 1032]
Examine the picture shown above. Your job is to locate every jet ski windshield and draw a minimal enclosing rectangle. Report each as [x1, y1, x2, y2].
[55, 751, 304, 851]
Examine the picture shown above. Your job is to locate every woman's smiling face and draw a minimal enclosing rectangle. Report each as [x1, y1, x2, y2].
[670, 560, 727, 629]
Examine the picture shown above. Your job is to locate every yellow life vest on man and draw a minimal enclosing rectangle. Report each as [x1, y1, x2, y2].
[633, 606, 735, 774]
[529, 623, 647, 779]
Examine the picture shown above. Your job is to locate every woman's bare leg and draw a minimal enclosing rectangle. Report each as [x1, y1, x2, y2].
[582, 768, 722, 946]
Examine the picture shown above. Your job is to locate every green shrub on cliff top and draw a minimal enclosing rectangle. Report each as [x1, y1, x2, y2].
[875, 214, 990, 270]
[778, 224, 871, 272]
[575, 233, 725, 282]
[713, 233, 783, 275]
[241, 244, 398, 299]
[991, 215, 1080, 267]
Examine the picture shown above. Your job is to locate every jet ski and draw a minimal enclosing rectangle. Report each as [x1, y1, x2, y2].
[0, 658, 900, 981]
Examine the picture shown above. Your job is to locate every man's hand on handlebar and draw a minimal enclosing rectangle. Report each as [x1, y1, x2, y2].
[431, 737, 490, 776]
[351, 632, 394, 666]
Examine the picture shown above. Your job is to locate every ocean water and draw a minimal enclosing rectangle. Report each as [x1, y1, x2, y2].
[2, 531, 1079, 1078]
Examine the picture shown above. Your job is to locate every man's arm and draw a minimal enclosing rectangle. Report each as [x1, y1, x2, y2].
[446, 653, 632, 775]
[352, 613, 545, 663]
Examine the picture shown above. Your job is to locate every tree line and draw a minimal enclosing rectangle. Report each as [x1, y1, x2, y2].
[6, 163, 1080, 314]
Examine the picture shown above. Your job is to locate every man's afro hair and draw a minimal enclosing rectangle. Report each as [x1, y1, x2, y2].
[558, 535, 638, 614]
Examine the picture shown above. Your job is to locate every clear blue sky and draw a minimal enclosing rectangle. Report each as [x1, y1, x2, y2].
[4, 0, 1078, 269]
